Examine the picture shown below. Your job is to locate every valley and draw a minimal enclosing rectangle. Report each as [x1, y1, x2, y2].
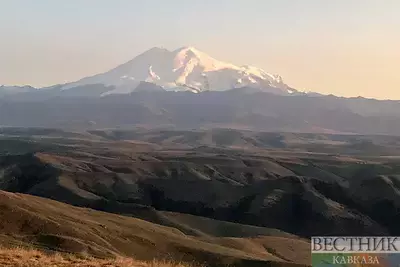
[0, 127, 400, 266]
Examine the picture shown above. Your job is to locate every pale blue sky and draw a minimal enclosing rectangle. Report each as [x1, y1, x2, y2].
[0, 0, 399, 99]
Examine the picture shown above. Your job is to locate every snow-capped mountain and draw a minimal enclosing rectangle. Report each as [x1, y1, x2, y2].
[62, 46, 295, 95]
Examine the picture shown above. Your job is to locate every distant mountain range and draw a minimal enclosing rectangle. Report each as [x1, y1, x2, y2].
[0, 85, 36, 96]
[1, 46, 400, 135]
[0, 89, 399, 135]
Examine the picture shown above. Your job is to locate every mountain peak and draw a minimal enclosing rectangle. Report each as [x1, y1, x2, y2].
[171, 46, 236, 73]
[147, 46, 168, 52]
[137, 47, 170, 58]
[173, 46, 203, 56]
[173, 46, 203, 60]
[62, 46, 293, 95]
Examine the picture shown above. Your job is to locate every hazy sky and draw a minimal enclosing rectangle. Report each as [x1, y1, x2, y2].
[0, 0, 399, 99]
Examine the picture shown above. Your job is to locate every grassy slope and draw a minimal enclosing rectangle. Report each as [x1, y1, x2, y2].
[0, 190, 310, 267]
[0, 247, 191, 267]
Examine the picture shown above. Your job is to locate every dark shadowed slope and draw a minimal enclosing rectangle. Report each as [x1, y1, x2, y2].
[0, 148, 398, 238]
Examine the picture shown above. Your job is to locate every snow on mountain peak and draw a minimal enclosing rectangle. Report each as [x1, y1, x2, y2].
[173, 46, 202, 57]
[172, 46, 237, 72]
[62, 46, 292, 95]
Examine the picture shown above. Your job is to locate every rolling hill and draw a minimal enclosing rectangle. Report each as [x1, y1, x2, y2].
[1, 128, 400, 266]
[0, 190, 309, 267]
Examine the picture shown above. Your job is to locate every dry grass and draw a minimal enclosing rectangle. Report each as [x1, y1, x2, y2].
[0, 190, 311, 266]
[0, 247, 192, 267]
